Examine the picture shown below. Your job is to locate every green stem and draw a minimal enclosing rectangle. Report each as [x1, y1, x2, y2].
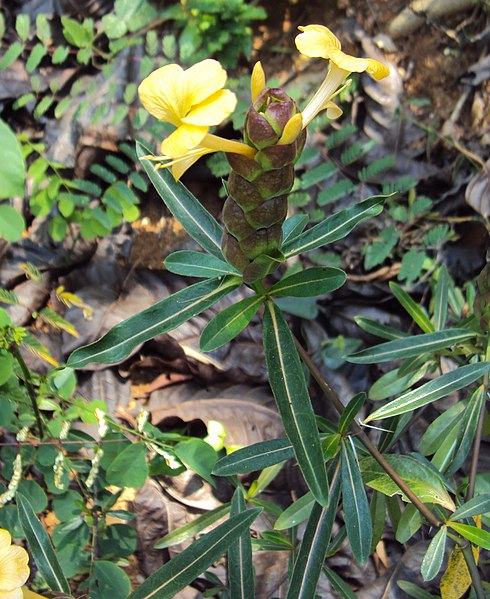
[11, 344, 44, 439]
[459, 540, 485, 599]
[293, 335, 441, 528]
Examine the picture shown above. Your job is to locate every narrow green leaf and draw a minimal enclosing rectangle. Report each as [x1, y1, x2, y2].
[0, 42, 24, 70]
[200, 295, 264, 352]
[447, 522, 490, 549]
[136, 141, 224, 259]
[283, 213, 309, 243]
[338, 392, 366, 434]
[341, 439, 372, 563]
[396, 504, 424, 544]
[269, 267, 346, 298]
[274, 492, 315, 531]
[0, 119, 26, 199]
[397, 580, 439, 599]
[433, 265, 449, 330]
[446, 385, 485, 476]
[228, 490, 254, 599]
[364, 362, 490, 423]
[213, 438, 293, 475]
[15, 14, 30, 41]
[127, 509, 261, 599]
[263, 301, 329, 506]
[323, 567, 357, 599]
[419, 400, 466, 456]
[26, 43, 47, 72]
[284, 195, 385, 257]
[354, 316, 409, 341]
[347, 329, 476, 364]
[421, 526, 447, 581]
[389, 282, 434, 333]
[164, 250, 239, 278]
[154, 504, 230, 549]
[286, 471, 341, 599]
[370, 490, 387, 552]
[67, 276, 240, 368]
[449, 494, 490, 522]
[17, 494, 71, 593]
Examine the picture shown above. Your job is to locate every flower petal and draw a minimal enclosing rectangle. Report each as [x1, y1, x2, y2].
[295, 25, 341, 58]
[0, 588, 23, 599]
[22, 587, 50, 598]
[182, 89, 237, 126]
[138, 64, 188, 125]
[0, 545, 29, 591]
[170, 148, 214, 180]
[0, 531, 11, 562]
[323, 101, 343, 120]
[365, 58, 390, 80]
[184, 59, 227, 106]
[160, 124, 208, 157]
[251, 62, 266, 102]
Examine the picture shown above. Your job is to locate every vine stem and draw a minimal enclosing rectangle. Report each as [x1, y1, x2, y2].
[292, 334, 488, 595]
[10, 344, 44, 439]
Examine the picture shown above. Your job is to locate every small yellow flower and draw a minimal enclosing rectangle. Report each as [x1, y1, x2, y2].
[295, 25, 390, 127]
[138, 59, 255, 179]
[0, 529, 29, 599]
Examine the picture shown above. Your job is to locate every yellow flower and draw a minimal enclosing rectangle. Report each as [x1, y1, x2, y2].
[0, 529, 29, 599]
[138, 58, 255, 179]
[295, 25, 390, 127]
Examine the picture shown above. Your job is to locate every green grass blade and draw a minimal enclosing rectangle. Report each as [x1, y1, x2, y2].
[263, 301, 329, 506]
[228, 489, 254, 599]
[283, 195, 385, 257]
[341, 439, 372, 564]
[347, 329, 477, 364]
[128, 508, 261, 599]
[421, 526, 447, 581]
[67, 276, 240, 368]
[136, 141, 224, 259]
[364, 362, 490, 423]
[17, 494, 71, 593]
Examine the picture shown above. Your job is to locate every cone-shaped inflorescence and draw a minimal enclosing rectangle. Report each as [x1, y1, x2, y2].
[222, 88, 306, 283]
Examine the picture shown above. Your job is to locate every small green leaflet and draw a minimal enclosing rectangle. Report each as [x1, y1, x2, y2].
[347, 329, 477, 364]
[274, 492, 315, 531]
[364, 362, 490, 423]
[67, 276, 240, 368]
[421, 526, 447, 581]
[213, 438, 293, 476]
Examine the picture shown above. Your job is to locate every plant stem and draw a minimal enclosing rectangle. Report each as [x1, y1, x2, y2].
[11, 344, 44, 439]
[459, 540, 486, 599]
[293, 335, 441, 528]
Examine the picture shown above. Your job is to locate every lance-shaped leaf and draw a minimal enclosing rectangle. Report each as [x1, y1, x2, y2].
[360, 454, 454, 510]
[421, 526, 447, 581]
[128, 508, 261, 599]
[389, 282, 434, 333]
[338, 392, 366, 434]
[447, 522, 490, 549]
[263, 301, 329, 506]
[228, 489, 254, 599]
[449, 494, 490, 522]
[154, 504, 231, 549]
[136, 141, 224, 259]
[17, 494, 71, 593]
[67, 276, 240, 368]
[354, 316, 409, 341]
[165, 250, 240, 278]
[269, 267, 346, 298]
[341, 439, 372, 564]
[200, 294, 264, 352]
[364, 362, 490, 423]
[286, 470, 341, 599]
[323, 567, 357, 599]
[213, 438, 293, 476]
[433, 265, 449, 330]
[275, 492, 315, 531]
[283, 213, 309, 243]
[347, 329, 477, 364]
[283, 195, 385, 257]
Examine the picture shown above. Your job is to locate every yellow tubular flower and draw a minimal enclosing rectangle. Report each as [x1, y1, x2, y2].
[138, 58, 255, 179]
[295, 24, 390, 127]
[0, 529, 29, 599]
